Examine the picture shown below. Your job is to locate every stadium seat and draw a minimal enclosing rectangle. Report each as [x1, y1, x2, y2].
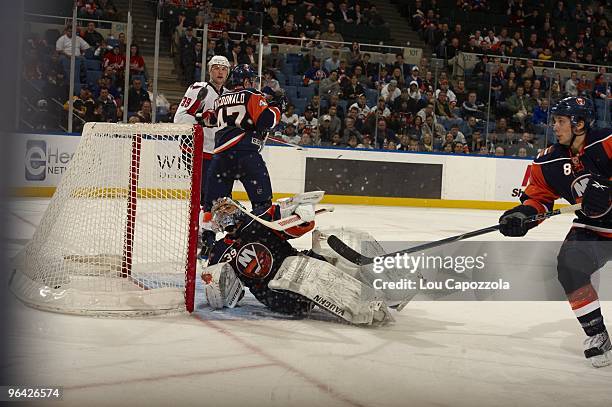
[288, 75, 303, 87]
[298, 85, 315, 100]
[86, 70, 102, 88]
[275, 71, 286, 85]
[365, 88, 378, 107]
[284, 85, 298, 102]
[85, 59, 102, 71]
[292, 97, 307, 115]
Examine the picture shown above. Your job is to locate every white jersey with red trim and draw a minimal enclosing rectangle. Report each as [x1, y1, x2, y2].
[174, 81, 228, 154]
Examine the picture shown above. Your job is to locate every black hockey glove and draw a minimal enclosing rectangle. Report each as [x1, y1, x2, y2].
[499, 204, 539, 237]
[269, 95, 288, 113]
[582, 175, 611, 218]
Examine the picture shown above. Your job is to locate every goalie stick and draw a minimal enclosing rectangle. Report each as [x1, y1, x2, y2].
[327, 203, 582, 265]
[228, 198, 334, 231]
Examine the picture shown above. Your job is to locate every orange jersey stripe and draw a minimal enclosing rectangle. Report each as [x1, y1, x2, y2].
[523, 163, 559, 211]
[246, 93, 269, 124]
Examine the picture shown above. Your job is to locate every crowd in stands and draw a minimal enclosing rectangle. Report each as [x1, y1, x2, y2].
[20, 0, 611, 159]
[410, 0, 610, 67]
[21, 16, 158, 131]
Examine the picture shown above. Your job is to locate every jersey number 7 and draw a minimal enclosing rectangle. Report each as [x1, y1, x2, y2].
[217, 105, 246, 128]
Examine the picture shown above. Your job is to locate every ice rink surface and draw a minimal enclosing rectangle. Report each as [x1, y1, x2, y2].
[3, 199, 612, 407]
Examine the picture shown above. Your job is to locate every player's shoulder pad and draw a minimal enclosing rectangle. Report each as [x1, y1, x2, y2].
[189, 81, 208, 90]
[584, 128, 612, 149]
[244, 87, 264, 96]
[533, 143, 568, 164]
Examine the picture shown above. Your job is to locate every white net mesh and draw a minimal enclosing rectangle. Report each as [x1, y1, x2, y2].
[11, 123, 202, 316]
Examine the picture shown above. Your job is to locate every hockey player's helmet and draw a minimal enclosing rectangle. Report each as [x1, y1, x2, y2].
[207, 55, 231, 70]
[550, 96, 595, 129]
[229, 64, 257, 88]
[210, 198, 242, 233]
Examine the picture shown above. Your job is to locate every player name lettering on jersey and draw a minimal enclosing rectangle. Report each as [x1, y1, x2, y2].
[214, 93, 246, 109]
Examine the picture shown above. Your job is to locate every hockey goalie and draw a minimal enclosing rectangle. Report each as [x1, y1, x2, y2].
[198, 193, 420, 325]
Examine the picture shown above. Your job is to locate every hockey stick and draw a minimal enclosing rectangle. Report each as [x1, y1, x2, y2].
[265, 134, 305, 150]
[229, 198, 334, 231]
[328, 203, 582, 266]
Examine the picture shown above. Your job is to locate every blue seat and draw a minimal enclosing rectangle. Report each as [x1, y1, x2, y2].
[85, 59, 102, 71]
[284, 85, 298, 102]
[275, 71, 286, 85]
[299, 85, 315, 100]
[288, 75, 303, 87]
[86, 70, 102, 88]
[292, 97, 307, 115]
[337, 99, 348, 115]
[365, 88, 378, 107]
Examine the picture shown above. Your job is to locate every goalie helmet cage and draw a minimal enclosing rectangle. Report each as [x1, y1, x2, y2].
[10, 123, 204, 316]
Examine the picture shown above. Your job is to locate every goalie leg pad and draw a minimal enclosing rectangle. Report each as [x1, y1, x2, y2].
[268, 256, 394, 325]
[198, 261, 245, 309]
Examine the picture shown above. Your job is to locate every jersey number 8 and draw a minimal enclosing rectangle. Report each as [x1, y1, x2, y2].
[217, 105, 246, 128]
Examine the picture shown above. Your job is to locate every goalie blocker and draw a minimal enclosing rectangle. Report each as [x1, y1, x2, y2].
[199, 193, 396, 325]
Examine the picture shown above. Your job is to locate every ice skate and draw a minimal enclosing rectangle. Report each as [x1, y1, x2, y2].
[584, 330, 612, 368]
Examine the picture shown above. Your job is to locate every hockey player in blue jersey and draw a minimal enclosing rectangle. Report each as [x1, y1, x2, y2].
[499, 96, 611, 367]
[199, 64, 285, 258]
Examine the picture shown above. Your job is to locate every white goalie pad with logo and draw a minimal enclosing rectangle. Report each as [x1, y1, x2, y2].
[268, 255, 394, 325]
[311, 227, 424, 312]
[198, 260, 244, 309]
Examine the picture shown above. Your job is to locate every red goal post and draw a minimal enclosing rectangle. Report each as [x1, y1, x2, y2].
[11, 123, 204, 316]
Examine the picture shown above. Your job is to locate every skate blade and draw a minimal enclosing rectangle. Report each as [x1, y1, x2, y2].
[589, 350, 612, 368]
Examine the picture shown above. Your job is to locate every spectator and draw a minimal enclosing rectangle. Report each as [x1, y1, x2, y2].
[180, 27, 198, 84]
[506, 86, 534, 129]
[349, 94, 371, 119]
[214, 30, 234, 58]
[357, 134, 375, 149]
[324, 50, 341, 72]
[327, 106, 343, 135]
[303, 58, 328, 86]
[374, 118, 397, 146]
[82, 22, 104, 47]
[422, 114, 446, 141]
[341, 75, 366, 104]
[370, 97, 391, 118]
[129, 44, 146, 79]
[421, 132, 434, 152]
[56, 26, 90, 81]
[136, 100, 152, 123]
[159, 103, 178, 123]
[97, 87, 117, 122]
[298, 107, 319, 134]
[94, 39, 113, 60]
[342, 116, 362, 143]
[565, 71, 579, 96]
[346, 134, 360, 149]
[461, 91, 485, 119]
[281, 123, 301, 144]
[127, 77, 149, 113]
[240, 45, 257, 68]
[264, 45, 284, 73]
[281, 104, 299, 127]
[381, 80, 401, 104]
[320, 23, 345, 49]
[103, 46, 125, 81]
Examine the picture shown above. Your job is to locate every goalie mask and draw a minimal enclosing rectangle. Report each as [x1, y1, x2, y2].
[210, 198, 242, 233]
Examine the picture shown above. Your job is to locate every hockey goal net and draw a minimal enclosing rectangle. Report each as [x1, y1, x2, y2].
[11, 123, 203, 315]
